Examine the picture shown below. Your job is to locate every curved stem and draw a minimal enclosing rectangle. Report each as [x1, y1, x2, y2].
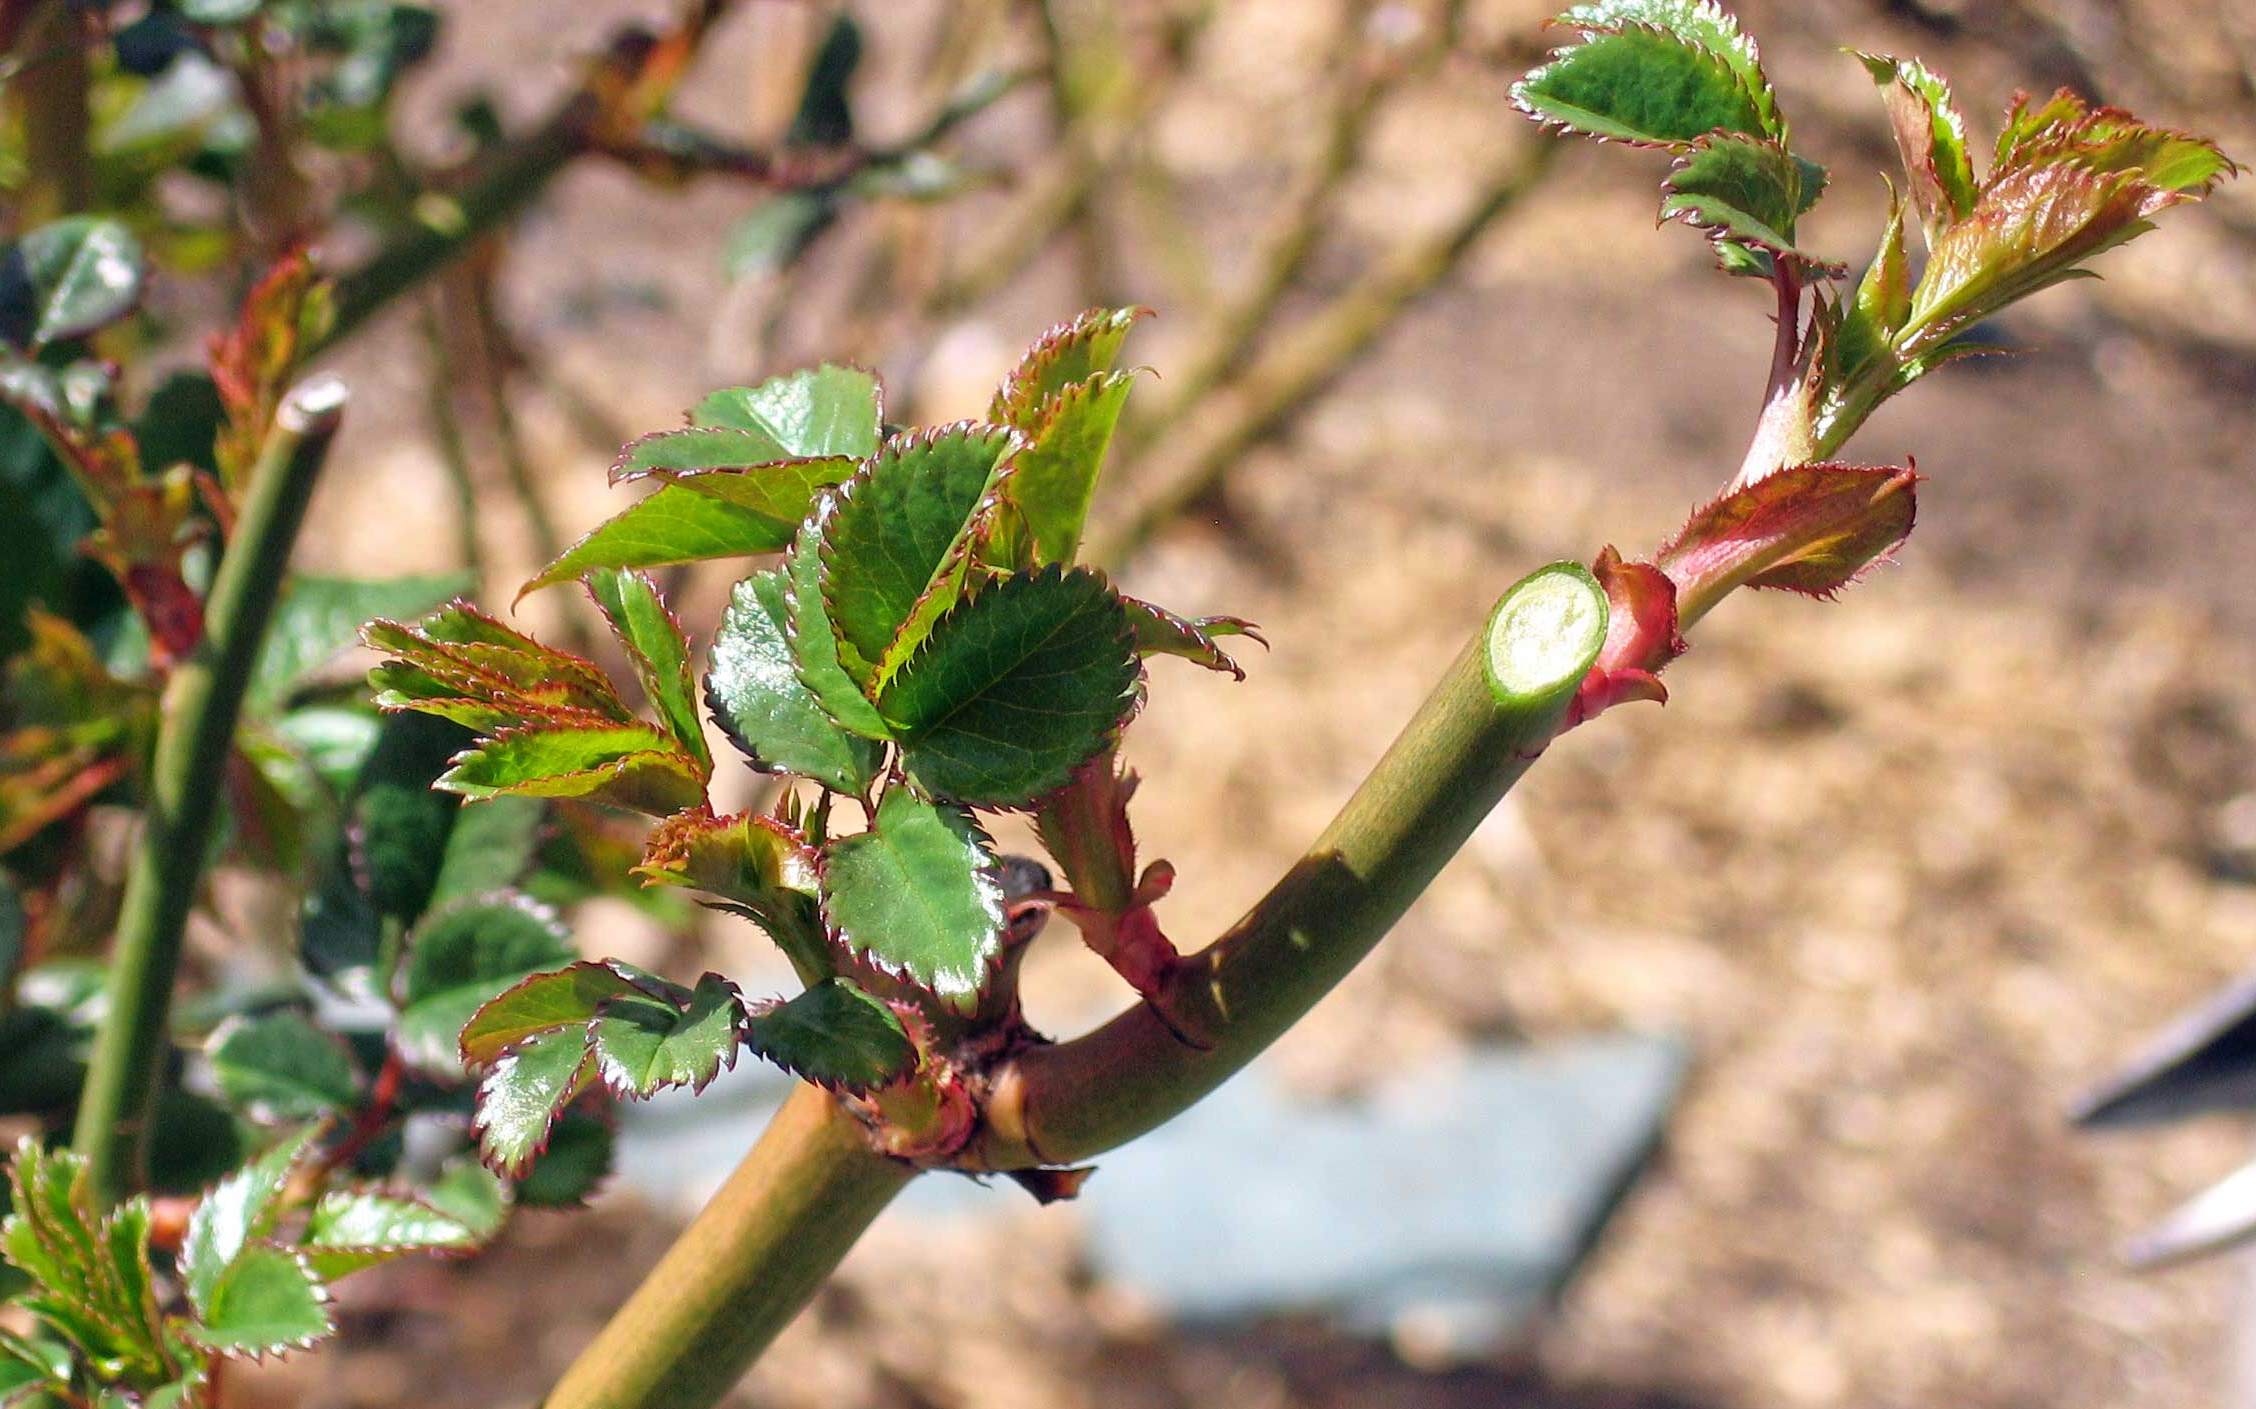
[542, 562, 1606, 1409]
[540, 1083, 913, 1409]
[70, 380, 349, 1205]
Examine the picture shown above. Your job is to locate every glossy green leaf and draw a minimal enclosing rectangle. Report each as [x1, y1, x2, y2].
[1853, 52, 1976, 241]
[474, 1027, 593, 1176]
[819, 424, 1017, 688]
[1124, 597, 1264, 679]
[881, 567, 1142, 807]
[821, 788, 1005, 1013]
[623, 453, 858, 531]
[689, 363, 882, 456]
[990, 307, 1147, 429]
[589, 973, 744, 1098]
[186, 1246, 332, 1357]
[515, 1112, 613, 1208]
[181, 1128, 318, 1319]
[436, 724, 707, 815]
[1, 218, 146, 348]
[1661, 134, 1831, 272]
[457, 959, 668, 1068]
[1512, 1, 1776, 148]
[517, 482, 800, 600]
[705, 570, 885, 793]
[783, 508, 892, 739]
[207, 1013, 359, 1121]
[395, 893, 576, 1074]
[1004, 371, 1134, 564]
[1829, 197, 1913, 391]
[585, 568, 710, 772]
[251, 572, 471, 710]
[743, 977, 916, 1092]
[301, 1187, 487, 1280]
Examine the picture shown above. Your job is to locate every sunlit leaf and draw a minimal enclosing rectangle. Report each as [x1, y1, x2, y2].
[633, 808, 827, 982]
[588, 973, 744, 1098]
[1511, 1, 1777, 148]
[704, 570, 885, 793]
[990, 307, 1147, 430]
[1002, 371, 1134, 565]
[181, 1128, 319, 1319]
[473, 1028, 593, 1176]
[821, 788, 1005, 1013]
[185, 1246, 332, 1358]
[689, 363, 881, 457]
[0, 218, 146, 348]
[742, 976, 917, 1092]
[585, 568, 710, 772]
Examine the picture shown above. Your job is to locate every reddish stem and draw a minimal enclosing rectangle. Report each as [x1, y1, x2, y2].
[318, 1047, 405, 1180]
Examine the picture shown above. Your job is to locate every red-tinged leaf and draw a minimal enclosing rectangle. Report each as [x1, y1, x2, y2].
[1568, 546, 1681, 728]
[588, 972, 745, 1099]
[459, 959, 679, 1068]
[437, 725, 707, 816]
[362, 605, 630, 726]
[1511, 1, 1779, 148]
[1122, 597, 1265, 680]
[1657, 463, 1918, 622]
[206, 246, 332, 491]
[1853, 52, 1977, 243]
[474, 1029, 595, 1176]
[990, 307, 1149, 430]
[634, 808, 828, 982]
[741, 976, 917, 1093]
[1005, 1165, 1096, 1204]
[584, 568, 710, 774]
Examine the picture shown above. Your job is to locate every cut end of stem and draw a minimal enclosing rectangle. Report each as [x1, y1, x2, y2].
[279, 373, 351, 430]
[1483, 562, 1608, 708]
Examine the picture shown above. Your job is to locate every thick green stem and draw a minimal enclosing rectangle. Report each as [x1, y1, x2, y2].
[540, 1083, 913, 1409]
[971, 560, 1606, 1164]
[70, 380, 349, 1204]
[543, 562, 1605, 1409]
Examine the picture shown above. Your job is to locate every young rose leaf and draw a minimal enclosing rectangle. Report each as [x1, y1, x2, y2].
[1003, 370, 1135, 565]
[301, 1187, 487, 1280]
[782, 509, 893, 740]
[1511, 0, 1778, 149]
[627, 454, 859, 527]
[181, 1128, 320, 1319]
[633, 809, 828, 983]
[436, 724, 707, 816]
[1658, 462, 1918, 622]
[705, 570, 885, 793]
[588, 973, 744, 1098]
[458, 959, 671, 1067]
[250, 572, 471, 710]
[365, 602, 630, 722]
[585, 568, 710, 773]
[691, 363, 882, 457]
[517, 482, 802, 601]
[742, 977, 917, 1092]
[1123, 597, 1266, 680]
[3, 1140, 168, 1379]
[1661, 134, 1836, 274]
[1907, 91, 2235, 342]
[991, 307, 1148, 430]
[1829, 197, 1914, 392]
[1568, 547, 1681, 728]
[184, 1246, 333, 1358]
[514, 1110, 614, 1208]
[474, 1028, 594, 1176]
[821, 788, 1006, 1014]
[395, 893, 576, 1075]
[0, 218, 146, 348]
[1853, 52, 1977, 242]
[207, 1013, 360, 1122]
[879, 567, 1142, 807]
[819, 423, 1018, 688]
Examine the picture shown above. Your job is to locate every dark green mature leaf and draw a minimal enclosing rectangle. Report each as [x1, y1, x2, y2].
[991, 307, 1147, 429]
[822, 788, 1005, 1013]
[0, 218, 146, 348]
[690, 363, 882, 456]
[589, 973, 744, 1098]
[186, 1246, 333, 1357]
[706, 570, 885, 792]
[436, 724, 707, 815]
[1854, 52, 1977, 242]
[457, 959, 668, 1067]
[820, 424, 1018, 688]
[251, 573, 472, 710]
[1662, 134, 1834, 273]
[1124, 597, 1264, 679]
[514, 1111, 613, 1207]
[301, 1187, 487, 1279]
[427, 795, 544, 906]
[881, 567, 1142, 807]
[783, 508, 892, 739]
[181, 1128, 319, 1319]
[208, 1013, 359, 1121]
[474, 1028, 593, 1175]
[633, 809, 829, 982]
[743, 977, 916, 1092]
[789, 11, 861, 146]
[1511, 1, 1777, 148]
[518, 482, 800, 600]
[586, 568, 710, 772]
[395, 893, 576, 1074]
[1004, 371, 1134, 565]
